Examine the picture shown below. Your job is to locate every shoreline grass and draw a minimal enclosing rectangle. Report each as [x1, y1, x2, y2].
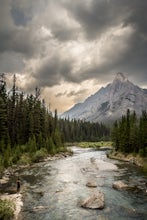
[108, 150, 147, 172]
[77, 141, 113, 148]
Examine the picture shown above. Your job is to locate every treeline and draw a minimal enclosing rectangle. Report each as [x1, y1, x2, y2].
[111, 109, 147, 156]
[59, 118, 110, 142]
[0, 74, 110, 168]
[0, 74, 64, 168]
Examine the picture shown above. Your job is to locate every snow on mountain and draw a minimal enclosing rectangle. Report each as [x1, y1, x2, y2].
[61, 73, 147, 123]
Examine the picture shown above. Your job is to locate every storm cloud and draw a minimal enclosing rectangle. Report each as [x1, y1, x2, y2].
[0, 0, 147, 112]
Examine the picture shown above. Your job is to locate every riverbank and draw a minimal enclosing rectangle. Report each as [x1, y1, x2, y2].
[108, 151, 147, 171]
[77, 141, 113, 148]
[0, 150, 72, 219]
[0, 193, 23, 220]
[17, 146, 147, 220]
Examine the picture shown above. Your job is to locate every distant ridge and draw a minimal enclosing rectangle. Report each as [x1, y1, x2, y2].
[61, 73, 147, 123]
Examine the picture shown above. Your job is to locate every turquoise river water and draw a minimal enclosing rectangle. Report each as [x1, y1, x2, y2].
[16, 147, 147, 220]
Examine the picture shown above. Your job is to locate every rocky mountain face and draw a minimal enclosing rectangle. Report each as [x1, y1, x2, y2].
[61, 73, 147, 123]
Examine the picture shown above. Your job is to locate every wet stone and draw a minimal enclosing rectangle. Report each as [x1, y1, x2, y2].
[81, 191, 105, 209]
[86, 181, 97, 188]
[113, 180, 128, 190]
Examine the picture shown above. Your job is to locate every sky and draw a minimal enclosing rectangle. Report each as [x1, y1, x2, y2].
[0, 0, 147, 113]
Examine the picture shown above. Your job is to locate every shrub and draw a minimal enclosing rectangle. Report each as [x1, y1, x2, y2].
[142, 160, 147, 172]
[31, 148, 48, 163]
[18, 153, 31, 165]
[0, 199, 15, 220]
[139, 149, 146, 157]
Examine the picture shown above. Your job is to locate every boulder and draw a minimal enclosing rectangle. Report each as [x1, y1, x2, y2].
[86, 181, 97, 188]
[81, 191, 104, 209]
[113, 180, 128, 190]
[129, 157, 142, 167]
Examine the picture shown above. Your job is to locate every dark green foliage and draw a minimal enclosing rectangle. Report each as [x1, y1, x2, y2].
[47, 137, 56, 154]
[0, 73, 110, 169]
[0, 74, 9, 148]
[111, 121, 119, 151]
[27, 136, 37, 153]
[0, 199, 15, 220]
[31, 148, 48, 163]
[0, 74, 65, 168]
[111, 109, 147, 156]
[58, 118, 110, 142]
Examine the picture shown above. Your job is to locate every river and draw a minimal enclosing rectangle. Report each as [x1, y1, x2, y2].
[18, 147, 147, 220]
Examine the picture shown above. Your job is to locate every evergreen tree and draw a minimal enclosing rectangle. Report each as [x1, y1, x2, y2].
[0, 73, 111, 169]
[129, 111, 138, 153]
[0, 73, 9, 148]
[111, 121, 119, 151]
[112, 110, 147, 156]
[139, 111, 147, 156]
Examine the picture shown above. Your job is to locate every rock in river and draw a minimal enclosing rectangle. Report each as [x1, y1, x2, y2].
[113, 180, 128, 190]
[86, 180, 97, 188]
[81, 191, 104, 209]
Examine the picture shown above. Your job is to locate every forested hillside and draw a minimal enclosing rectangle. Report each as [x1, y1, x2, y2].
[0, 74, 65, 168]
[0, 74, 110, 169]
[111, 109, 147, 156]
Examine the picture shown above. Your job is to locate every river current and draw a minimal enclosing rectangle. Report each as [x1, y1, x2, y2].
[18, 147, 147, 220]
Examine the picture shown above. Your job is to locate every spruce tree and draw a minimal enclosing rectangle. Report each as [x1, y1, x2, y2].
[111, 121, 119, 151]
[0, 73, 9, 148]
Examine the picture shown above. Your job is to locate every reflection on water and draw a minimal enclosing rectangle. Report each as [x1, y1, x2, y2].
[19, 147, 147, 220]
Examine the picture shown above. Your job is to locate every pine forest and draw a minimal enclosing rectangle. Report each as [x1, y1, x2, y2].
[111, 109, 147, 157]
[0, 73, 110, 169]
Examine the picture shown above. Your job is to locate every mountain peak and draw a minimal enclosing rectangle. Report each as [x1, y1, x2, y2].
[114, 72, 127, 82]
[61, 74, 147, 123]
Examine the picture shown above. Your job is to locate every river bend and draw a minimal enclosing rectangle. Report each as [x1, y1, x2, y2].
[18, 147, 147, 220]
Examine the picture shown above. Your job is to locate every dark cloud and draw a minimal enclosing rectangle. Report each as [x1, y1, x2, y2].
[67, 89, 87, 97]
[11, 8, 32, 26]
[0, 0, 48, 58]
[34, 55, 76, 87]
[11, 0, 47, 26]
[64, 0, 128, 39]
[64, 0, 147, 40]
[0, 52, 25, 73]
[65, 0, 147, 85]
[11, 5, 33, 27]
[52, 24, 79, 41]
[55, 91, 67, 97]
[0, 28, 40, 57]
[103, 0, 147, 84]
[56, 89, 87, 98]
[123, 0, 147, 33]
[0, 0, 147, 90]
